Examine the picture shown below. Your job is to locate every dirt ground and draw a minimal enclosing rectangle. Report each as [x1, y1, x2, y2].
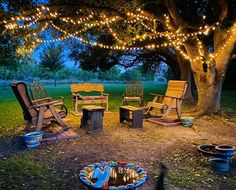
[1, 112, 236, 190]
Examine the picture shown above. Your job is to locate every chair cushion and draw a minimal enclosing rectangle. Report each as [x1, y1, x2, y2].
[123, 97, 141, 101]
[93, 96, 107, 100]
[75, 95, 107, 100]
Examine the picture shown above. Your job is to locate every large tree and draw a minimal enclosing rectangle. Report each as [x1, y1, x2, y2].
[163, 0, 236, 115]
[2, 0, 236, 115]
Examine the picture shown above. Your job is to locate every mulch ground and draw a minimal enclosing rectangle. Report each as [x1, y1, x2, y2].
[0, 112, 236, 189]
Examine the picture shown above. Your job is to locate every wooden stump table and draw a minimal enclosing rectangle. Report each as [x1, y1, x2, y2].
[80, 105, 105, 134]
[120, 106, 143, 128]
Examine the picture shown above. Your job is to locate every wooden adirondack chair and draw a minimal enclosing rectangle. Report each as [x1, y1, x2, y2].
[30, 82, 66, 112]
[11, 82, 70, 134]
[122, 81, 144, 106]
[146, 80, 188, 119]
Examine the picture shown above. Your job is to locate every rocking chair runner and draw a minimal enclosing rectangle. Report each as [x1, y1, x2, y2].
[146, 80, 188, 119]
[11, 82, 70, 133]
[122, 81, 144, 106]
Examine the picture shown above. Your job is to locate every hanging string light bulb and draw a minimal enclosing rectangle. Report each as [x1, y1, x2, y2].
[3, 5, 236, 63]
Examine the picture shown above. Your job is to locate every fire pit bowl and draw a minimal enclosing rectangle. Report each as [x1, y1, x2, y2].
[79, 161, 148, 190]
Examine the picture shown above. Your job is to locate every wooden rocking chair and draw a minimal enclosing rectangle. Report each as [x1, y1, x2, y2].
[11, 82, 70, 134]
[146, 80, 188, 120]
[122, 81, 144, 106]
[30, 82, 66, 113]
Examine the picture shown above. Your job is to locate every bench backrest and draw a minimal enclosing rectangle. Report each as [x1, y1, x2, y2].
[71, 83, 104, 93]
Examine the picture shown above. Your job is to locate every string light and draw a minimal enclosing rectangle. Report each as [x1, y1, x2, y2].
[3, 6, 236, 62]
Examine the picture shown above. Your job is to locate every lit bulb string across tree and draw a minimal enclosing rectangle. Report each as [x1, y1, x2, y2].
[49, 21, 176, 51]
[3, 6, 218, 45]
[3, 5, 236, 64]
[3, 5, 223, 42]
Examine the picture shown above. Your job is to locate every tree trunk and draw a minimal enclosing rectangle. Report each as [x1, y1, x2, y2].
[3, 67, 7, 89]
[54, 71, 57, 87]
[177, 54, 193, 102]
[164, 0, 235, 116]
[193, 71, 224, 115]
[185, 44, 232, 115]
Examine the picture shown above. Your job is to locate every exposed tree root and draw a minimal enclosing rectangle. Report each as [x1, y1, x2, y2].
[185, 109, 220, 119]
[219, 111, 236, 122]
[184, 107, 199, 113]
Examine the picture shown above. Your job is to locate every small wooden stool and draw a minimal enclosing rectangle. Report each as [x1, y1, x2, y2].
[120, 106, 143, 128]
[81, 105, 105, 133]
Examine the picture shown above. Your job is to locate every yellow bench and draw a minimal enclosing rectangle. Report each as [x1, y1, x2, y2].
[71, 83, 109, 114]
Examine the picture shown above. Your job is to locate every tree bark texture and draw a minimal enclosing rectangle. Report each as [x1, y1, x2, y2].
[184, 26, 236, 115]
[176, 53, 193, 102]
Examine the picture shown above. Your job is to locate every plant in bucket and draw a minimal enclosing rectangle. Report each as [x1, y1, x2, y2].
[24, 131, 44, 148]
[79, 161, 148, 190]
[180, 116, 194, 127]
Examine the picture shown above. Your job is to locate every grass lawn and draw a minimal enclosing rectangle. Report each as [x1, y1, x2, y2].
[0, 82, 167, 136]
[0, 82, 236, 189]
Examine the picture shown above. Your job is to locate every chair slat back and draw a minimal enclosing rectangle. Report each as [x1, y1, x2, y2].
[163, 80, 188, 106]
[11, 82, 38, 121]
[30, 82, 49, 100]
[125, 81, 144, 99]
[165, 80, 188, 98]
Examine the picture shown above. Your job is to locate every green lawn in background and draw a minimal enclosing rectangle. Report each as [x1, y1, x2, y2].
[0, 82, 166, 136]
[0, 82, 236, 136]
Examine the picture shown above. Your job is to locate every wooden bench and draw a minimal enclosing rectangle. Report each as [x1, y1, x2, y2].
[71, 83, 109, 114]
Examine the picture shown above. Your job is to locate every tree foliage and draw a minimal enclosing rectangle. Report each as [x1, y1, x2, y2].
[39, 44, 65, 86]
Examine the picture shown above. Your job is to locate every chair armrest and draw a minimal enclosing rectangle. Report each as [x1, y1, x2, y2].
[32, 97, 52, 104]
[52, 96, 64, 100]
[164, 95, 184, 100]
[52, 96, 64, 101]
[72, 93, 81, 97]
[102, 93, 109, 96]
[29, 100, 62, 108]
[150, 93, 164, 97]
[149, 93, 164, 103]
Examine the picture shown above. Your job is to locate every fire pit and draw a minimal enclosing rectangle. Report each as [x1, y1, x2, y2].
[79, 161, 148, 190]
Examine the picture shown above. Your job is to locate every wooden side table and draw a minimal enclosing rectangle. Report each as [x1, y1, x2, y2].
[80, 105, 105, 133]
[120, 106, 143, 128]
